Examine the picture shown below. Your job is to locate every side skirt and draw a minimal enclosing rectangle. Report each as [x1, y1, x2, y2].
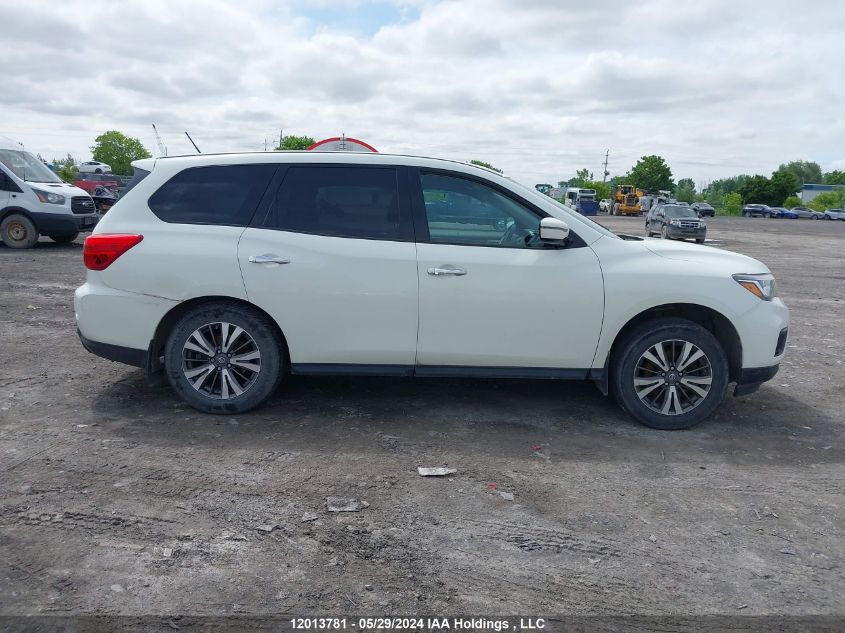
[291, 363, 598, 381]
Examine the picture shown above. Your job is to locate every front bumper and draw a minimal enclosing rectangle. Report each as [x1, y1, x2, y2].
[32, 211, 99, 235]
[666, 225, 706, 239]
[734, 365, 779, 396]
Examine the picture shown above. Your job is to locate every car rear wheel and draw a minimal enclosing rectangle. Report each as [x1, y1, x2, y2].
[1, 214, 39, 249]
[612, 318, 729, 430]
[49, 233, 79, 244]
[695, 238, 705, 244]
[743, 211, 750, 217]
[164, 302, 284, 414]
[660, 225, 668, 239]
[764, 212, 771, 218]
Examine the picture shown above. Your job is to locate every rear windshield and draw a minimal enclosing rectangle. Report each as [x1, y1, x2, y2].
[148, 164, 276, 225]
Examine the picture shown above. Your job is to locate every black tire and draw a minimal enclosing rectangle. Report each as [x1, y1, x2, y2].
[50, 233, 79, 244]
[644, 222, 651, 236]
[660, 225, 669, 239]
[743, 211, 750, 217]
[94, 168, 103, 174]
[695, 238, 705, 244]
[811, 215, 819, 220]
[764, 212, 771, 218]
[1, 213, 39, 249]
[611, 318, 729, 430]
[164, 302, 284, 414]
[824, 215, 831, 220]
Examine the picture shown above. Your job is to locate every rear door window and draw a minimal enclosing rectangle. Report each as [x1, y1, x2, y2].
[148, 164, 276, 225]
[263, 166, 410, 241]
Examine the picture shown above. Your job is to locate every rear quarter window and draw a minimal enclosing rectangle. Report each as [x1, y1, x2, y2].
[148, 164, 276, 225]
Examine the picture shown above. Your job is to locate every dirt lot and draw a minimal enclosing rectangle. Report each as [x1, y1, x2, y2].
[1, 216, 843, 628]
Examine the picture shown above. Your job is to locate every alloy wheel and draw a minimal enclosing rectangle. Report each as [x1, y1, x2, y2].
[181, 322, 261, 399]
[633, 339, 713, 416]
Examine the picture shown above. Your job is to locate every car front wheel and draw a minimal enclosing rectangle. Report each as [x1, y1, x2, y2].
[611, 318, 729, 430]
[660, 225, 669, 239]
[164, 302, 284, 414]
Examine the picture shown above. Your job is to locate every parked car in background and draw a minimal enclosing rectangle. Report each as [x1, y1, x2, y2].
[0, 145, 98, 247]
[645, 203, 707, 243]
[599, 198, 612, 212]
[743, 204, 776, 218]
[78, 161, 112, 174]
[779, 207, 821, 219]
[75, 151, 788, 430]
[691, 202, 715, 217]
[823, 208, 845, 220]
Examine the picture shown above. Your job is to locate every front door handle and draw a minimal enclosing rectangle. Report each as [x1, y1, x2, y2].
[248, 254, 290, 264]
[427, 266, 467, 276]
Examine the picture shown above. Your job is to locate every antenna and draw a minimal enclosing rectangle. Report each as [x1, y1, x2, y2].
[151, 124, 167, 157]
[185, 132, 201, 154]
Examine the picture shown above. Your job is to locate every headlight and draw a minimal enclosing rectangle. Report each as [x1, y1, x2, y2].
[33, 189, 66, 205]
[733, 273, 777, 301]
[669, 219, 681, 226]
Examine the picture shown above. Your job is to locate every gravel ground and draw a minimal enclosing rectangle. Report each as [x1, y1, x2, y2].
[0, 216, 843, 630]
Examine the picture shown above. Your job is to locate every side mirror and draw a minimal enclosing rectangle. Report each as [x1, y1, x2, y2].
[539, 217, 570, 243]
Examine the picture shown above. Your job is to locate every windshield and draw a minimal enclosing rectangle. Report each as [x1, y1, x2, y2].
[506, 177, 619, 239]
[0, 149, 62, 183]
[665, 206, 697, 218]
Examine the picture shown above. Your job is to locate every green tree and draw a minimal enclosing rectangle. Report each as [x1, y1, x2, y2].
[782, 195, 802, 209]
[626, 155, 673, 192]
[823, 170, 845, 185]
[91, 131, 151, 176]
[275, 135, 316, 150]
[779, 160, 822, 185]
[469, 159, 502, 173]
[808, 189, 845, 211]
[675, 182, 695, 203]
[676, 178, 695, 193]
[582, 181, 611, 201]
[722, 192, 743, 215]
[51, 154, 79, 183]
[770, 167, 800, 204]
[738, 175, 776, 206]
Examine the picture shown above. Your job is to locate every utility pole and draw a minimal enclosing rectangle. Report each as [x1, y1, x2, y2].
[264, 138, 267, 151]
[279, 129, 284, 149]
[602, 149, 610, 183]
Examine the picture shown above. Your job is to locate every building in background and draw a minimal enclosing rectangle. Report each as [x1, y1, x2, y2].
[801, 183, 845, 203]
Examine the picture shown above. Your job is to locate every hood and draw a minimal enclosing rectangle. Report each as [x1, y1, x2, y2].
[642, 237, 769, 274]
[27, 181, 90, 197]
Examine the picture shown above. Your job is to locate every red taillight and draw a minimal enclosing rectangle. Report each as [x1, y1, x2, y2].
[83, 234, 143, 271]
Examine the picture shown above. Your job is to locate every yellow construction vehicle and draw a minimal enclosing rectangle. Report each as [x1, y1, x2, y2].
[611, 184, 644, 215]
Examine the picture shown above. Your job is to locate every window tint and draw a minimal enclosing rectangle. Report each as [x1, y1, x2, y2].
[267, 166, 405, 240]
[421, 173, 543, 248]
[148, 164, 276, 225]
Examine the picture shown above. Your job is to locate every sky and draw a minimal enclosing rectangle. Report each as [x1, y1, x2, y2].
[2, 0, 844, 188]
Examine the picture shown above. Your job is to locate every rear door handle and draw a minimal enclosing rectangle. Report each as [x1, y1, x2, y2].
[427, 266, 467, 276]
[248, 254, 290, 264]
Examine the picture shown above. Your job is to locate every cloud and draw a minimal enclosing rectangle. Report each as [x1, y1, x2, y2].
[1, 0, 843, 186]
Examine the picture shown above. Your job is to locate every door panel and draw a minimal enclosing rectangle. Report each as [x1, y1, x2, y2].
[416, 243, 604, 368]
[239, 229, 418, 365]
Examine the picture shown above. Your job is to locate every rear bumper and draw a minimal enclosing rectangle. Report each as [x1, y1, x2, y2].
[734, 364, 779, 396]
[78, 329, 147, 368]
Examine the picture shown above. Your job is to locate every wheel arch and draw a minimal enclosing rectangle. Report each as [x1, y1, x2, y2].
[0, 206, 38, 225]
[603, 303, 742, 388]
[149, 296, 290, 373]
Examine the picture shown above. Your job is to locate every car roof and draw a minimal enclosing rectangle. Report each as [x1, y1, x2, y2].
[132, 151, 513, 181]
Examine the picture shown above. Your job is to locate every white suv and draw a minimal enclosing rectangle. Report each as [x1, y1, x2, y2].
[75, 152, 789, 429]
